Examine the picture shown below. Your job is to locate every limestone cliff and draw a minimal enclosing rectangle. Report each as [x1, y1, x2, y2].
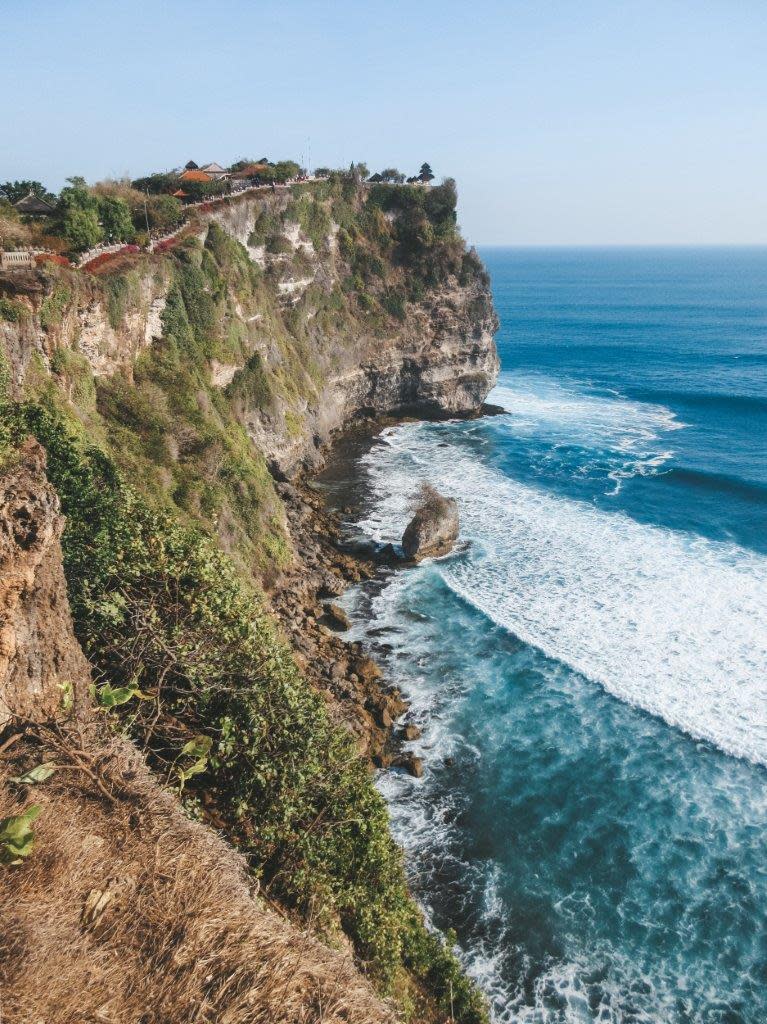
[1, 180, 498, 482]
[0, 438, 90, 728]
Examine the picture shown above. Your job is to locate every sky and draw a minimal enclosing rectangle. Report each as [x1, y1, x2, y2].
[2, 0, 766, 246]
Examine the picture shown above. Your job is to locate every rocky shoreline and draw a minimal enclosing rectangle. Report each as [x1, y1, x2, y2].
[271, 402, 503, 775]
[270, 418, 427, 777]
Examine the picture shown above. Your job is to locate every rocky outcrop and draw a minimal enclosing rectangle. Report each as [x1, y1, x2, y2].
[0, 179, 496, 1023]
[402, 485, 459, 560]
[0, 264, 170, 393]
[0, 439, 90, 728]
[238, 234, 500, 477]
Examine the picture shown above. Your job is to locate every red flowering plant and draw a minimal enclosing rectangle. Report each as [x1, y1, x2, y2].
[35, 253, 71, 268]
[81, 252, 116, 273]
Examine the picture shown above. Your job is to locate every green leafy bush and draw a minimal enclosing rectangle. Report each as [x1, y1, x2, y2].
[135, 194, 184, 234]
[103, 270, 141, 329]
[97, 195, 135, 244]
[54, 178, 103, 252]
[285, 192, 332, 250]
[0, 297, 28, 323]
[39, 283, 72, 332]
[266, 233, 292, 255]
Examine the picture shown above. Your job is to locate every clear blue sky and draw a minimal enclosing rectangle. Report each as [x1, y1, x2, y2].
[2, 0, 766, 245]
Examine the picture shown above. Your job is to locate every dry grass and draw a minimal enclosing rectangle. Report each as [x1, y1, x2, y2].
[0, 732, 397, 1024]
[0, 209, 33, 250]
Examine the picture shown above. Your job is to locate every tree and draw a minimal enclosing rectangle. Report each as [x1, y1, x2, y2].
[418, 162, 435, 183]
[313, 167, 331, 179]
[270, 160, 301, 183]
[97, 195, 134, 243]
[55, 177, 103, 251]
[0, 180, 56, 204]
[177, 178, 229, 203]
[423, 178, 458, 231]
[60, 206, 102, 251]
[380, 168, 405, 184]
[135, 194, 183, 234]
[131, 172, 179, 195]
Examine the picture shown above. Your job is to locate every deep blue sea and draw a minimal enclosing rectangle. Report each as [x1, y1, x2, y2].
[329, 248, 767, 1023]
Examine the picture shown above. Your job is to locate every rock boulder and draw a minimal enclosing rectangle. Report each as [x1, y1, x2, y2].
[401, 484, 459, 561]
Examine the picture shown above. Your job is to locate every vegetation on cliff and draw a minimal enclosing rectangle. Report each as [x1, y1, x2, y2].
[12, 177, 493, 571]
[0, 401, 485, 1024]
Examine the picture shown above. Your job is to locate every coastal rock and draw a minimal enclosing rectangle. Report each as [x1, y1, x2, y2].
[402, 484, 459, 560]
[322, 603, 351, 631]
[355, 656, 382, 682]
[0, 439, 91, 727]
[375, 542, 400, 565]
[395, 753, 424, 778]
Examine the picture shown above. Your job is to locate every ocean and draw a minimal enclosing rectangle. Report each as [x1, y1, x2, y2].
[323, 247, 767, 1023]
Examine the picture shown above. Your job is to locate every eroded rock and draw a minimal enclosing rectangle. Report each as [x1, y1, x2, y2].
[402, 484, 459, 560]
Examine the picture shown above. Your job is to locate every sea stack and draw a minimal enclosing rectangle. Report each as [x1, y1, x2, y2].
[402, 484, 459, 560]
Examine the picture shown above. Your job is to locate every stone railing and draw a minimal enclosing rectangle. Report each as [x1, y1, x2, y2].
[75, 242, 125, 268]
[0, 250, 36, 271]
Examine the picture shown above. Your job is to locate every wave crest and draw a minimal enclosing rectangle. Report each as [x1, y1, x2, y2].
[359, 421, 767, 766]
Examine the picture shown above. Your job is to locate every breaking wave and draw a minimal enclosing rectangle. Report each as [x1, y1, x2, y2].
[357, 418, 767, 766]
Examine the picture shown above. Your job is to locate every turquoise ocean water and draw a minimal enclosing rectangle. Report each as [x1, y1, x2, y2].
[330, 248, 767, 1023]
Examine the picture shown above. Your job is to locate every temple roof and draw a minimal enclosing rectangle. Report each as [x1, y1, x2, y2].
[179, 169, 212, 182]
[13, 192, 55, 215]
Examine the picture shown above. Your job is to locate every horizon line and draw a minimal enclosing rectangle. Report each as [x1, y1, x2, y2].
[474, 242, 767, 249]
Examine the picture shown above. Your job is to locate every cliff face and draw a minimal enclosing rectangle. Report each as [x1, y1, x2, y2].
[0, 439, 90, 728]
[1, 182, 498, 481]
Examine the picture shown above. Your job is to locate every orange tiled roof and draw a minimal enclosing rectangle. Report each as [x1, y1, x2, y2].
[233, 163, 270, 178]
[179, 169, 212, 182]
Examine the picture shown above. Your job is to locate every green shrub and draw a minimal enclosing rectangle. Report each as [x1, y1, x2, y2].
[381, 289, 407, 321]
[39, 283, 72, 332]
[103, 270, 141, 329]
[136, 194, 183, 234]
[50, 348, 96, 409]
[0, 297, 28, 323]
[97, 195, 134, 244]
[266, 233, 292, 255]
[285, 193, 332, 251]
[248, 208, 282, 248]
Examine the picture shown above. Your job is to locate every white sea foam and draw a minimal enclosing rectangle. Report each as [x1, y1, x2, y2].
[490, 376, 684, 435]
[357, 421, 767, 767]
[489, 376, 684, 492]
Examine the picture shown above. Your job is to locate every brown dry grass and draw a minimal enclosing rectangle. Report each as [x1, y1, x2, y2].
[0, 209, 33, 250]
[0, 732, 397, 1024]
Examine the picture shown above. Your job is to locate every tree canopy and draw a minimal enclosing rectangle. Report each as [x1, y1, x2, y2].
[0, 180, 56, 204]
[97, 194, 134, 243]
[380, 168, 405, 184]
[55, 177, 102, 251]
